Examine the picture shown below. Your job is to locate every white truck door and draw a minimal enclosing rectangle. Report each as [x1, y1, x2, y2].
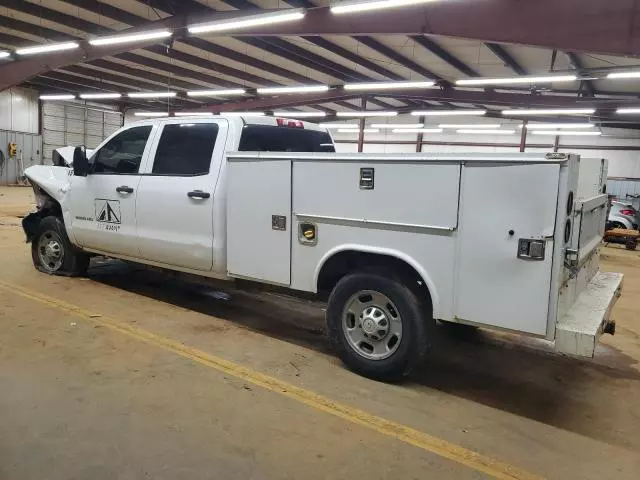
[135, 119, 228, 271]
[67, 124, 155, 257]
[455, 163, 560, 335]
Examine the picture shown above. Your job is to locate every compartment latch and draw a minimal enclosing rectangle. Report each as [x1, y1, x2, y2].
[517, 238, 546, 261]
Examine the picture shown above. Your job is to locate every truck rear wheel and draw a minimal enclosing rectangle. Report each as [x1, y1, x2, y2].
[327, 272, 430, 381]
[31, 216, 89, 276]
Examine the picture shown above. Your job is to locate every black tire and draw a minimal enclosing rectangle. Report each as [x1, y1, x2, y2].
[327, 272, 431, 381]
[31, 216, 89, 276]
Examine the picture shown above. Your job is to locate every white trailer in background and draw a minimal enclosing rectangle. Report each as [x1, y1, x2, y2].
[22, 116, 622, 380]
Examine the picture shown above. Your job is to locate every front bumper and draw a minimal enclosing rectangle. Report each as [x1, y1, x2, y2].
[555, 271, 623, 358]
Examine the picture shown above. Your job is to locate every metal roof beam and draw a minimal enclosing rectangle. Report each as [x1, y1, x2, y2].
[216, 2, 640, 58]
[247, 37, 368, 82]
[351, 36, 444, 83]
[566, 52, 597, 97]
[485, 43, 527, 75]
[201, 86, 617, 113]
[410, 36, 480, 77]
[303, 36, 404, 80]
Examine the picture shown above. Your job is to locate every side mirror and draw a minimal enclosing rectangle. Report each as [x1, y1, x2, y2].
[73, 146, 89, 177]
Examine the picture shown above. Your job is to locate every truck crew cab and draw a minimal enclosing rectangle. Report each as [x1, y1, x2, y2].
[23, 115, 623, 381]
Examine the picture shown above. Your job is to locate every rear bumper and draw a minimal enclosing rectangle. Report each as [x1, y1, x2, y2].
[555, 271, 623, 358]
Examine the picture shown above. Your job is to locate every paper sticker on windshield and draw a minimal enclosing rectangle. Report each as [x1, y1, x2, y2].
[95, 199, 121, 225]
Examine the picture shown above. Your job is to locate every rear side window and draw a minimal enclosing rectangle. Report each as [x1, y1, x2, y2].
[238, 125, 335, 152]
[92, 125, 152, 174]
[152, 123, 219, 175]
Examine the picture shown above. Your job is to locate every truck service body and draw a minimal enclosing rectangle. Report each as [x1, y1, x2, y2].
[23, 115, 622, 380]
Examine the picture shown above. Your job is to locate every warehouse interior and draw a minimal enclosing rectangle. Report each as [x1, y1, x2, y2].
[2, 1, 640, 479]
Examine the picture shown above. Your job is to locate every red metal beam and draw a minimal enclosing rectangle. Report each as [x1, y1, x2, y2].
[203, 87, 620, 113]
[0, 15, 188, 92]
[223, 2, 640, 58]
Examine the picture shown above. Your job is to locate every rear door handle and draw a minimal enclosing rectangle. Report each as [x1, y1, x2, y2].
[187, 190, 210, 199]
[116, 185, 134, 194]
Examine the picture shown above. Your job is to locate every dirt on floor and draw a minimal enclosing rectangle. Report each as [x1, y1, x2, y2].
[1, 186, 639, 479]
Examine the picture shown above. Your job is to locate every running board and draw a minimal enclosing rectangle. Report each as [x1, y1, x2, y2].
[555, 271, 623, 358]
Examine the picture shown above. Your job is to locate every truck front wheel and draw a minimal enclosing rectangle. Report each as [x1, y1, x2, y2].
[31, 216, 89, 276]
[327, 272, 430, 381]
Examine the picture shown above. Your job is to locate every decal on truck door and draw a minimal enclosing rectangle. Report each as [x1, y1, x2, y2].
[95, 199, 121, 231]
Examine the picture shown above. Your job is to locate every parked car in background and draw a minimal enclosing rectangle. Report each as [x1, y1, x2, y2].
[608, 201, 639, 230]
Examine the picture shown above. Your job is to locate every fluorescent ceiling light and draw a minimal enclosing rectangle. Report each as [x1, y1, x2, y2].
[79, 93, 122, 99]
[273, 111, 327, 117]
[134, 112, 168, 117]
[392, 128, 443, 133]
[344, 81, 435, 91]
[128, 91, 177, 98]
[521, 123, 594, 129]
[174, 112, 214, 116]
[319, 123, 359, 128]
[332, 0, 436, 15]
[457, 129, 516, 134]
[257, 85, 329, 95]
[40, 94, 75, 100]
[411, 109, 487, 116]
[338, 128, 380, 133]
[336, 111, 398, 117]
[188, 9, 305, 34]
[221, 112, 265, 117]
[456, 75, 577, 86]
[616, 107, 640, 114]
[531, 130, 602, 136]
[502, 108, 595, 115]
[438, 123, 500, 128]
[607, 71, 640, 79]
[0, 51, 10, 58]
[370, 123, 423, 128]
[186, 89, 246, 97]
[89, 30, 171, 46]
[17, 42, 78, 55]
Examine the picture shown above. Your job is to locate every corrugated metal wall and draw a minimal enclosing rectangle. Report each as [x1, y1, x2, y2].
[42, 102, 122, 162]
[0, 87, 39, 134]
[607, 178, 640, 209]
[0, 130, 42, 185]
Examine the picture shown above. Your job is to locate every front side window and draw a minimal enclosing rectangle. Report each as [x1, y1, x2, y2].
[152, 123, 219, 176]
[92, 125, 152, 174]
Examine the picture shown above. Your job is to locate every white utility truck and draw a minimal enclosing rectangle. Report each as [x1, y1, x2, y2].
[23, 116, 622, 380]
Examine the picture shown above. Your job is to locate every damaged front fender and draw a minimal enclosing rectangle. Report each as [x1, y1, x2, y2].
[22, 165, 73, 242]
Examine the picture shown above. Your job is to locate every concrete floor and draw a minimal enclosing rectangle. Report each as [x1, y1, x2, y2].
[1, 185, 639, 479]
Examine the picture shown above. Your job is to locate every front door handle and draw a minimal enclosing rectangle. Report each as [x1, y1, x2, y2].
[116, 185, 134, 194]
[187, 190, 210, 199]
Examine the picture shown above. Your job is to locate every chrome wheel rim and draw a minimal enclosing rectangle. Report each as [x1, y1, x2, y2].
[342, 290, 403, 360]
[37, 230, 64, 272]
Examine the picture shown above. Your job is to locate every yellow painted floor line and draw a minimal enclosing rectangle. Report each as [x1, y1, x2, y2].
[0, 280, 542, 480]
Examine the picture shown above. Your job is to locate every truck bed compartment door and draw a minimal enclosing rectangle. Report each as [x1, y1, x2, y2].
[227, 159, 291, 285]
[454, 163, 560, 335]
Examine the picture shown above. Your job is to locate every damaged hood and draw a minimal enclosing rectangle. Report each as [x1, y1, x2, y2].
[52, 146, 95, 166]
[24, 165, 72, 204]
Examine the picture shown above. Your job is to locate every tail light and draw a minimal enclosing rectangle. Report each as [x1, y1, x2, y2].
[621, 209, 635, 215]
[276, 118, 304, 128]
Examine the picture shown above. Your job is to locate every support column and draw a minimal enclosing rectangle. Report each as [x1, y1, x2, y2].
[519, 119, 528, 152]
[416, 115, 425, 152]
[357, 96, 367, 153]
[553, 134, 560, 152]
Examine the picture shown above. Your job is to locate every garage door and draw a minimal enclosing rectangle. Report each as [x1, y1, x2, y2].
[42, 103, 122, 163]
